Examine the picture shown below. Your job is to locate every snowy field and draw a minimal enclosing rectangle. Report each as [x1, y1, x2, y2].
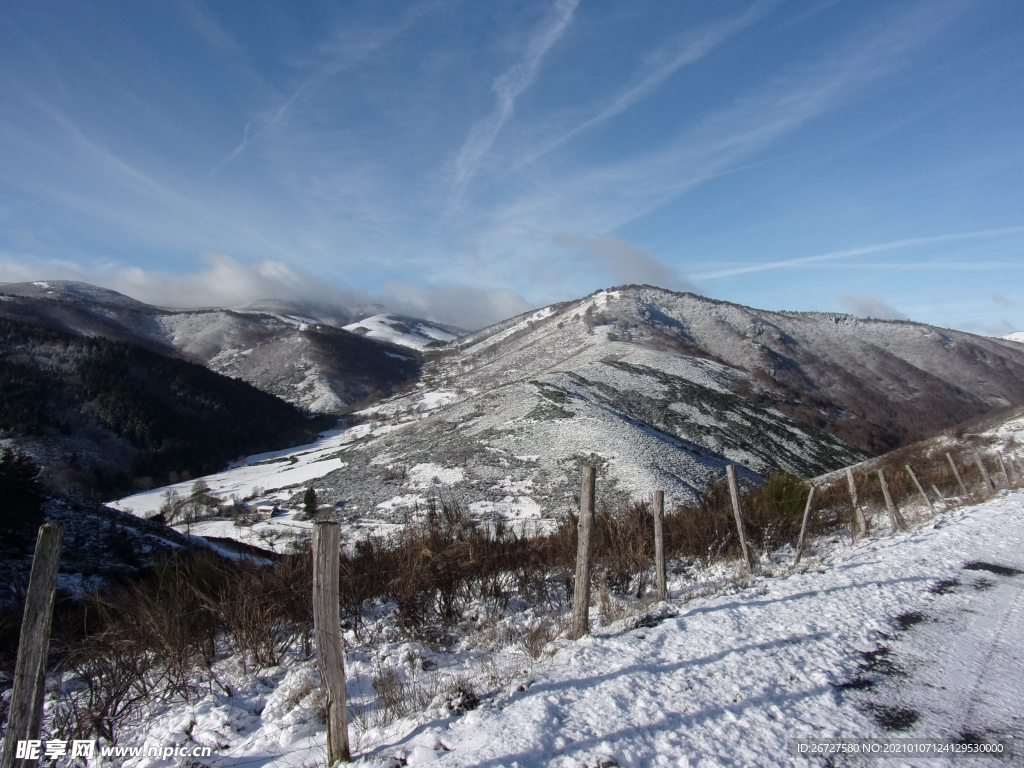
[98, 489, 1024, 768]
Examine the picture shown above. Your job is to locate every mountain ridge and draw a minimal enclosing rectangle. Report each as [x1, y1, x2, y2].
[0, 281, 421, 414]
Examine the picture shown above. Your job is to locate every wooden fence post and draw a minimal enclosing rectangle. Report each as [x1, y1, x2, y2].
[1, 524, 63, 768]
[996, 455, 1010, 487]
[1005, 453, 1019, 484]
[793, 485, 816, 567]
[571, 466, 597, 640]
[974, 454, 995, 491]
[312, 521, 350, 765]
[652, 490, 667, 602]
[877, 470, 906, 532]
[931, 484, 947, 506]
[845, 468, 868, 538]
[1003, 454, 1019, 483]
[946, 453, 971, 501]
[905, 464, 935, 514]
[726, 465, 755, 571]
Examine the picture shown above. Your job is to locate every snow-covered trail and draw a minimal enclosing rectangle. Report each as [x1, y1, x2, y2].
[376, 493, 1024, 768]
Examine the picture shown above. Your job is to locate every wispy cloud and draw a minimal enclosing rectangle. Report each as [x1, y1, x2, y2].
[451, 0, 579, 196]
[990, 292, 1014, 307]
[551, 233, 694, 292]
[485, 0, 966, 240]
[694, 226, 1024, 280]
[174, 0, 243, 56]
[210, 1, 445, 176]
[385, 281, 535, 329]
[522, 0, 778, 165]
[838, 294, 908, 320]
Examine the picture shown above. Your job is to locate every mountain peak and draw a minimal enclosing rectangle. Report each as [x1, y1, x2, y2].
[0, 280, 147, 307]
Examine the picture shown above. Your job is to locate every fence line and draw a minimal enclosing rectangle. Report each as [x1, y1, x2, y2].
[23, 445, 1024, 762]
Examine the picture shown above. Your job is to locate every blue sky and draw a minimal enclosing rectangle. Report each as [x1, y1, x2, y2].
[1, 0, 1022, 331]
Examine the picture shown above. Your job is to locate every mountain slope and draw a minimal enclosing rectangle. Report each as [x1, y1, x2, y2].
[113, 285, 1024, 534]
[0, 281, 421, 413]
[0, 317, 328, 497]
[300, 286, 1024, 521]
[447, 286, 1024, 453]
[343, 313, 464, 350]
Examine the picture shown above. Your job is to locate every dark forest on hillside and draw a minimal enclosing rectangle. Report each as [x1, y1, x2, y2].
[0, 317, 331, 497]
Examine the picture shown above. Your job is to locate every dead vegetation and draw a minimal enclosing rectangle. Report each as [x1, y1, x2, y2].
[11, 435, 1021, 745]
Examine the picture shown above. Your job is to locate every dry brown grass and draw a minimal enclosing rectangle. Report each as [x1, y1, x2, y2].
[38, 436, 1024, 743]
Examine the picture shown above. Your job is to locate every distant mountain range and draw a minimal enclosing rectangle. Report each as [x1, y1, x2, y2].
[296, 286, 1024, 518]
[0, 280, 428, 413]
[6, 280, 1024, 513]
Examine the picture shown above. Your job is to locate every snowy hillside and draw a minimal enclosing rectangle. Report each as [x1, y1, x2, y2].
[102, 465, 1024, 768]
[113, 335, 866, 537]
[0, 282, 419, 414]
[1001, 331, 1024, 343]
[344, 314, 464, 351]
[450, 286, 1024, 453]
[113, 287, 1024, 550]
[0, 279, 147, 307]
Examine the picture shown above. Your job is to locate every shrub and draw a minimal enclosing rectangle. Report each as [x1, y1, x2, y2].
[0, 448, 44, 538]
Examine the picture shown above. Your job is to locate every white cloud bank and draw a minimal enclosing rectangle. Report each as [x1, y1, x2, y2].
[0, 252, 534, 331]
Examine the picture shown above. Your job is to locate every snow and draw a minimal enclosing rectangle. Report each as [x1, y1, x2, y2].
[110, 428, 353, 518]
[424, 495, 1024, 768]
[406, 463, 465, 488]
[79, 487, 1024, 768]
[1000, 331, 1024, 343]
[344, 314, 460, 351]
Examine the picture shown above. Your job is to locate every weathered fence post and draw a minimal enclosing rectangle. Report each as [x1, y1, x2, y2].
[653, 490, 667, 602]
[1005, 453, 1019, 484]
[845, 467, 868, 538]
[905, 464, 935, 514]
[726, 465, 755, 571]
[975, 453, 995, 492]
[793, 485, 816, 567]
[931, 484, 947, 506]
[997, 455, 1010, 487]
[1, 524, 64, 768]
[999, 454, 1015, 483]
[312, 521, 350, 765]
[571, 466, 597, 640]
[946, 453, 971, 501]
[877, 470, 906, 532]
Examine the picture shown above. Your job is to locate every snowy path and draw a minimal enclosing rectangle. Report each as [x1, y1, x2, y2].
[375, 493, 1024, 768]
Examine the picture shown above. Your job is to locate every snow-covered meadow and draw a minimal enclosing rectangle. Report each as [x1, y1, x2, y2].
[77, 478, 1024, 768]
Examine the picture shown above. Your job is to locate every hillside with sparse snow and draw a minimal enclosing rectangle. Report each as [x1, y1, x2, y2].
[111, 286, 1024, 547]
[344, 314, 464, 351]
[90, 413, 1024, 767]
[0, 281, 420, 414]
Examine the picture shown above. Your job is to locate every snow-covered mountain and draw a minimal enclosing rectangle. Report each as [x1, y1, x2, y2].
[1001, 331, 1024, 343]
[344, 314, 464, 351]
[0, 281, 420, 413]
[0, 279, 148, 307]
[113, 285, 1024, 535]
[450, 286, 1024, 454]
